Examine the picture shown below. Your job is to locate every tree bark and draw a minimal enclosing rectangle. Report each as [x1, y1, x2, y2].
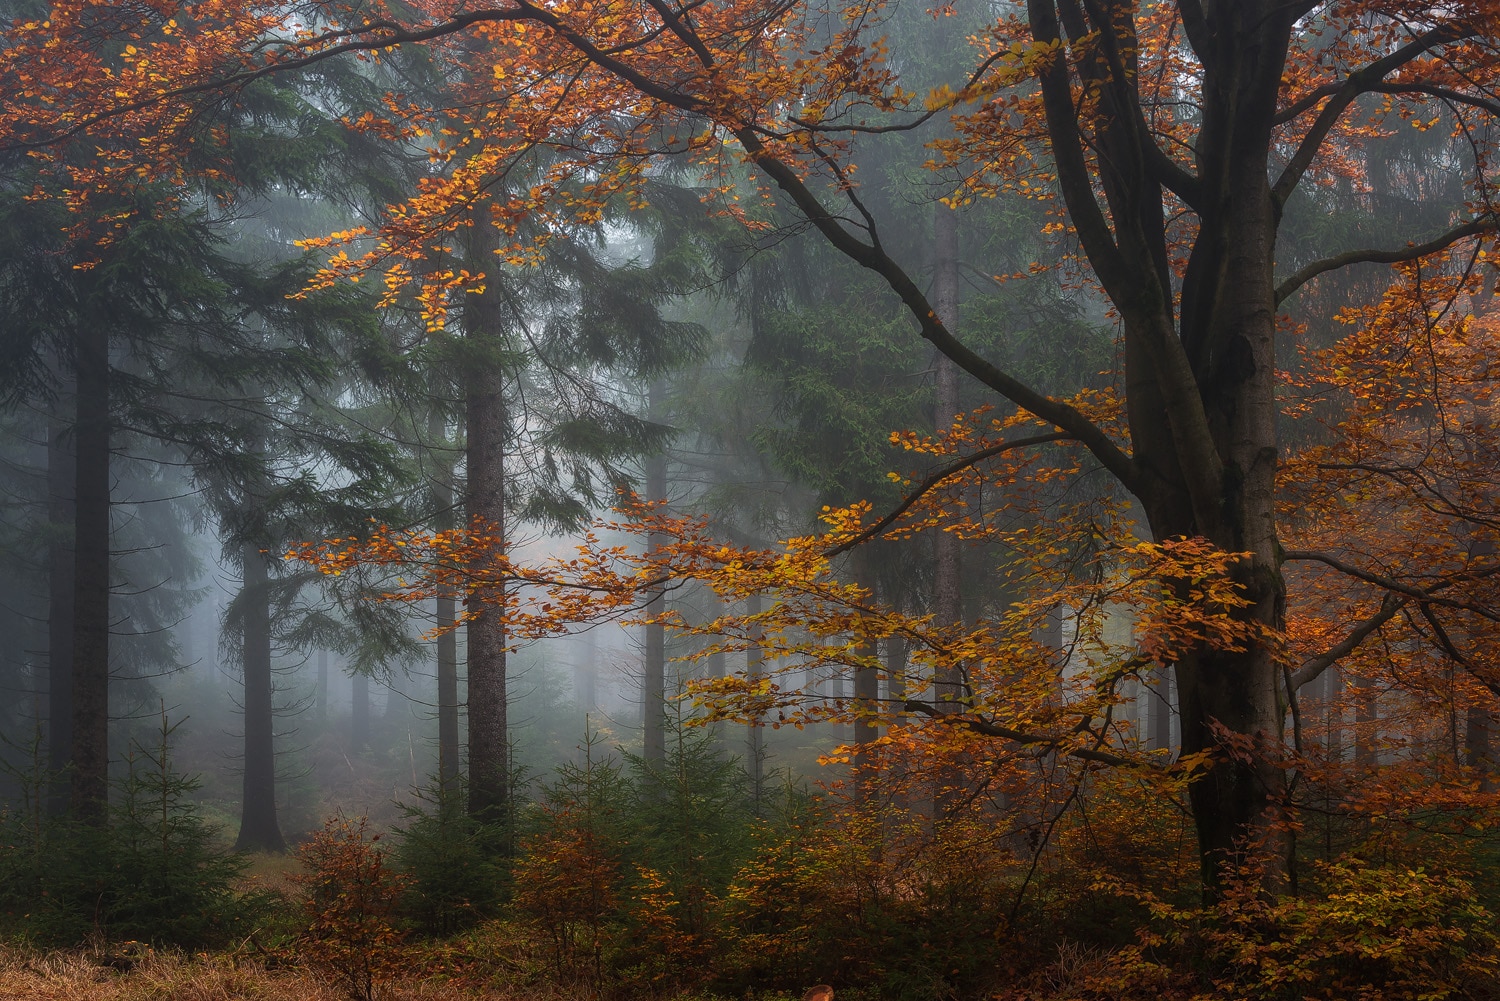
[745, 590, 765, 815]
[235, 542, 285, 852]
[464, 219, 510, 827]
[69, 318, 110, 825]
[47, 402, 75, 816]
[932, 203, 963, 711]
[431, 412, 461, 796]
[1021, 0, 1298, 895]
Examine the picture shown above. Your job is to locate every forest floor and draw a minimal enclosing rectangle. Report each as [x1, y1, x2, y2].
[0, 946, 592, 1001]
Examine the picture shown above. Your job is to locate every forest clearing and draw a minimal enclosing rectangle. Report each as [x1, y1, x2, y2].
[3, 1, 1500, 998]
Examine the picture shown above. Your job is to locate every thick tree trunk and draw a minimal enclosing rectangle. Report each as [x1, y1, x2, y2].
[1165, 177, 1289, 894]
[69, 320, 110, 825]
[235, 542, 285, 852]
[932, 205, 964, 711]
[47, 405, 75, 816]
[1019, 0, 1297, 895]
[465, 220, 509, 827]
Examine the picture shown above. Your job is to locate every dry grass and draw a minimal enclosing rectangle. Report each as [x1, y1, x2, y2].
[0, 944, 595, 1001]
[235, 850, 304, 899]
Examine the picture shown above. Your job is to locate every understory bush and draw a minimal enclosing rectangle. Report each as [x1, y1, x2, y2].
[0, 714, 254, 948]
[393, 780, 505, 936]
[294, 815, 409, 1001]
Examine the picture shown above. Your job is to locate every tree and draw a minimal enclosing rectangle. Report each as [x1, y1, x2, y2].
[9, 0, 1500, 900]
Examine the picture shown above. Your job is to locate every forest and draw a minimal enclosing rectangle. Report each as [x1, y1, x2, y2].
[1, 1, 1499, 999]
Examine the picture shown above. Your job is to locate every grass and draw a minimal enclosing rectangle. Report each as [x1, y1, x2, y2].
[236, 850, 304, 898]
[0, 943, 603, 1001]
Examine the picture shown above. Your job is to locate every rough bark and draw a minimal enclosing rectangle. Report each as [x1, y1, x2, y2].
[464, 219, 510, 827]
[235, 542, 285, 852]
[69, 318, 110, 825]
[1022, 0, 1297, 895]
[932, 203, 964, 710]
[47, 404, 75, 816]
[431, 412, 461, 795]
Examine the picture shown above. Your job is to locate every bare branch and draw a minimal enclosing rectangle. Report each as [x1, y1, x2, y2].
[1275, 216, 1498, 304]
[1282, 550, 1500, 621]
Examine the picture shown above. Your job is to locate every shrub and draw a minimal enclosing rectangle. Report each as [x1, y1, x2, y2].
[293, 816, 409, 1001]
[0, 712, 251, 948]
[512, 727, 625, 986]
[1191, 858, 1500, 1000]
[392, 780, 504, 936]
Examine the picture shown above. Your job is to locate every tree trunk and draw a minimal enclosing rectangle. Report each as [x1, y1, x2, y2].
[1162, 182, 1288, 893]
[642, 380, 668, 767]
[235, 542, 285, 852]
[47, 404, 75, 816]
[69, 319, 110, 825]
[851, 550, 880, 788]
[745, 590, 765, 816]
[932, 204, 963, 710]
[1467, 707, 1492, 791]
[1020, 0, 1298, 894]
[464, 219, 509, 827]
[431, 413, 461, 796]
[1147, 667, 1172, 753]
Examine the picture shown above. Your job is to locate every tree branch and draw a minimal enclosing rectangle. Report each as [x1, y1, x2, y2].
[737, 129, 1141, 491]
[2, 9, 541, 152]
[1288, 591, 1405, 689]
[1282, 550, 1500, 620]
[1275, 216, 1498, 304]
[902, 700, 1152, 769]
[1271, 25, 1469, 206]
[823, 433, 1071, 557]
